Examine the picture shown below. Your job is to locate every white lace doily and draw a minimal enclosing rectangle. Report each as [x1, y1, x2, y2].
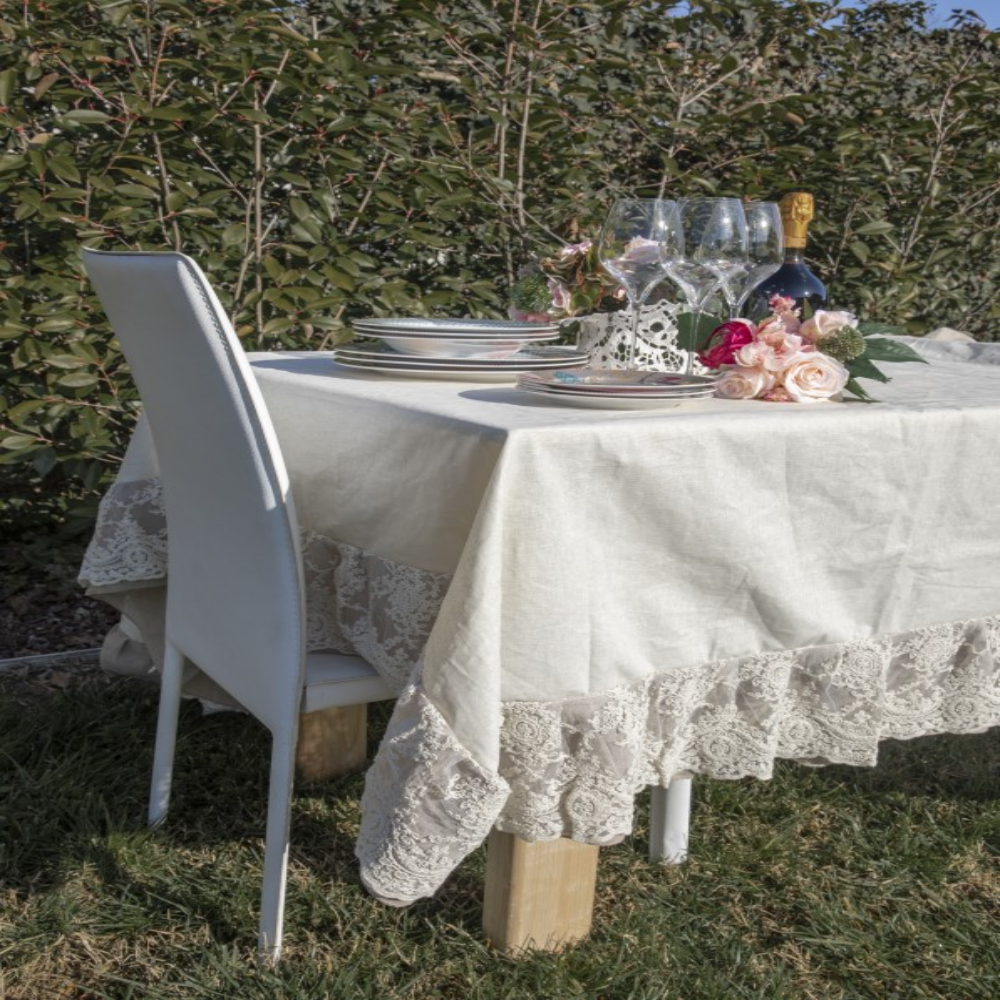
[575, 300, 708, 373]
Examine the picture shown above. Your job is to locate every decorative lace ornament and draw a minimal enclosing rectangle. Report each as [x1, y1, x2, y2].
[575, 300, 708, 373]
[356, 677, 510, 906]
[357, 616, 999, 903]
[300, 529, 449, 690]
[78, 479, 170, 589]
[79, 478, 450, 694]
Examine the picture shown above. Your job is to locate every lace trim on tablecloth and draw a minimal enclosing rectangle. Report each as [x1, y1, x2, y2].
[357, 678, 511, 905]
[357, 615, 1000, 904]
[78, 478, 450, 692]
[80, 480, 1000, 905]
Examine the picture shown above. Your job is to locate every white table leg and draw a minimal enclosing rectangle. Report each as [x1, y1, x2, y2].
[649, 777, 692, 864]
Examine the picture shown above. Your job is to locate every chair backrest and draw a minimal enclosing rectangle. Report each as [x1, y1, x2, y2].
[83, 249, 305, 734]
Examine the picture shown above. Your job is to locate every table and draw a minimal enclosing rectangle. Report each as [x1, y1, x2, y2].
[80, 345, 1000, 947]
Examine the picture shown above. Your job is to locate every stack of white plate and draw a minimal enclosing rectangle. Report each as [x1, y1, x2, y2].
[337, 316, 584, 380]
[333, 344, 590, 381]
[516, 369, 718, 409]
[351, 317, 561, 359]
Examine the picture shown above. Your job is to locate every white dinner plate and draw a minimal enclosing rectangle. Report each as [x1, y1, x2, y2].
[334, 360, 525, 381]
[335, 346, 589, 369]
[516, 384, 686, 409]
[352, 317, 561, 336]
[377, 332, 560, 359]
[519, 381, 716, 399]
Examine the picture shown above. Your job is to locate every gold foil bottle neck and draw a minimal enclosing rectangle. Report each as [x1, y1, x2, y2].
[779, 192, 814, 249]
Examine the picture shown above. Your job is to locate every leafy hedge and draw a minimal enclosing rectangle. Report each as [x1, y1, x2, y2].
[1, 0, 998, 533]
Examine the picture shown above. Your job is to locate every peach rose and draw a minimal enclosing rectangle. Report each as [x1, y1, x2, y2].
[714, 365, 776, 400]
[740, 326, 808, 372]
[799, 310, 858, 342]
[781, 353, 849, 403]
[760, 385, 795, 403]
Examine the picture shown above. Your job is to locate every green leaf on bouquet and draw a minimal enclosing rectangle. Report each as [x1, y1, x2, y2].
[860, 336, 928, 365]
[844, 377, 878, 402]
[801, 298, 815, 320]
[675, 312, 719, 353]
[858, 321, 908, 337]
[847, 355, 892, 383]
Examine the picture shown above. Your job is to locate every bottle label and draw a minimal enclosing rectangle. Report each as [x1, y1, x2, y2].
[780, 192, 814, 249]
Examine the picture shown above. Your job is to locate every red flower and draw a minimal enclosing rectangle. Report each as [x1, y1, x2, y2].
[698, 320, 756, 369]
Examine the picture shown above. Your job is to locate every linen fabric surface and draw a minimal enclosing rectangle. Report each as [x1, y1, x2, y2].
[80, 347, 1000, 904]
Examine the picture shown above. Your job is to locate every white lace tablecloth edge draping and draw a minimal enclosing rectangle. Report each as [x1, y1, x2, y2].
[79, 476, 1000, 905]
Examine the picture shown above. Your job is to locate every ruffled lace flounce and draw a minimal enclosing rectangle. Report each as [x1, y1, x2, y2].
[80, 477, 1000, 905]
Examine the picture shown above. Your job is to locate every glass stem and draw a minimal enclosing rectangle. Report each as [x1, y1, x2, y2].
[626, 298, 641, 369]
[683, 287, 715, 376]
[683, 305, 701, 376]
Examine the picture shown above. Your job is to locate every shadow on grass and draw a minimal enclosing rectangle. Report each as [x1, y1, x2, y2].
[3, 673, 997, 920]
[0, 673, 493, 953]
[806, 729, 1000, 804]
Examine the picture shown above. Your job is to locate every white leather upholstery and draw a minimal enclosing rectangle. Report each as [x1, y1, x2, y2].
[84, 250, 305, 732]
[82, 249, 393, 962]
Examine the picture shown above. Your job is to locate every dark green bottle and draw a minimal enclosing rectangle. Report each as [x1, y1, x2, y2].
[747, 192, 827, 321]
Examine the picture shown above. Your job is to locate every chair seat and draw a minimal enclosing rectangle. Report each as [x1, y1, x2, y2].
[302, 652, 395, 714]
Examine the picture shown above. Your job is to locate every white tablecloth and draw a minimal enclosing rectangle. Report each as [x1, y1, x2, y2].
[80, 347, 1000, 904]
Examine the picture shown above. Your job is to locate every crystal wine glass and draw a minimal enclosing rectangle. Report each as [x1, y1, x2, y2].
[597, 198, 679, 369]
[661, 197, 748, 372]
[686, 197, 749, 317]
[733, 201, 783, 316]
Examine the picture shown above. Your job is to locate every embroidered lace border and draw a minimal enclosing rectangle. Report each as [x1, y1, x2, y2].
[78, 478, 450, 691]
[80, 478, 1000, 905]
[359, 616, 1000, 904]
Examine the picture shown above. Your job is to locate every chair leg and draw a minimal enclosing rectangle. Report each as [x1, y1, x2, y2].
[257, 737, 297, 966]
[649, 777, 692, 864]
[148, 641, 185, 828]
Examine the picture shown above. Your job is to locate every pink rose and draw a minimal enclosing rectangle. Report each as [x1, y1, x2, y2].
[732, 340, 769, 367]
[548, 277, 571, 311]
[559, 240, 592, 258]
[769, 294, 798, 315]
[760, 385, 795, 402]
[699, 319, 755, 368]
[714, 365, 776, 400]
[760, 296, 802, 334]
[799, 310, 858, 342]
[508, 306, 553, 323]
[750, 323, 809, 372]
[781, 353, 849, 402]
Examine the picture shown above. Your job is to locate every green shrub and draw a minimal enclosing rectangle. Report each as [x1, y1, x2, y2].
[1, 0, 997, 531]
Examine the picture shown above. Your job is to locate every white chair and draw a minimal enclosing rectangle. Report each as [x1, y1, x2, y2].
[82, 249, 394, 963]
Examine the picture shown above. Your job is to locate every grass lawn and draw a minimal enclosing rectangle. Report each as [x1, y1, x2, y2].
[0, 661, 997, 999]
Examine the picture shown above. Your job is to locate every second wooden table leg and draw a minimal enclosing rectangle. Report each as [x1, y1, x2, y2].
[483, 829, 600, 955]
[294, 704, 368, 782]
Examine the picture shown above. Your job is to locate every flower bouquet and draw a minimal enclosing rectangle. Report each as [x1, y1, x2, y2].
[693, 296, 927, 402]
[509, 240, 627, 321]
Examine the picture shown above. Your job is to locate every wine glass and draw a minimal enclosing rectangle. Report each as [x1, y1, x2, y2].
[733, 201, 783, 316]
[685, 197, 749, 317]
[597, 198, 678, 369]
[661, 197, 748, 372]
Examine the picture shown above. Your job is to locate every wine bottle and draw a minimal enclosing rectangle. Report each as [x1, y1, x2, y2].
[746, 192, 827, 320]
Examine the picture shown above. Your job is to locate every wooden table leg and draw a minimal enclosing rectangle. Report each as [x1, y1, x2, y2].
[483, 829, 600, 955]
[294, 704, 367, 782]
